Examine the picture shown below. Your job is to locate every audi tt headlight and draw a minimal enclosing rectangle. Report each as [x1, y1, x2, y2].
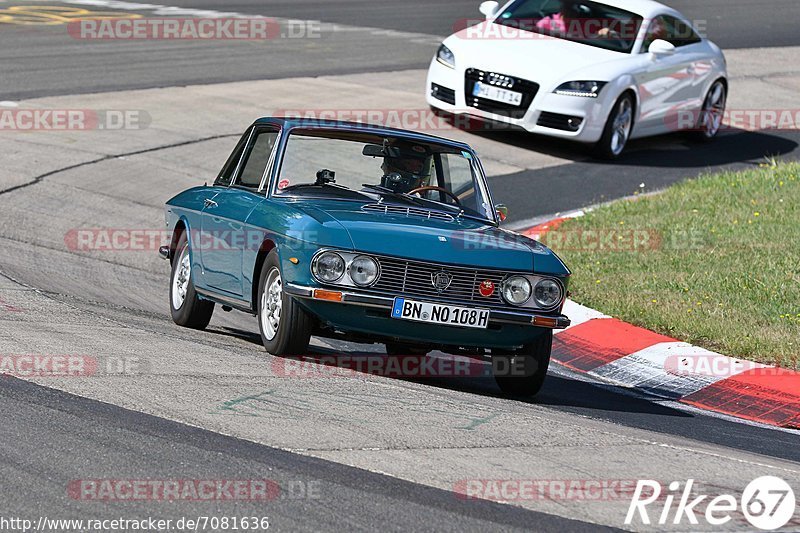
[534, 279, 563, 308]
[312, 251, 345, 283]
[436, 44, 456, 69]
[502, 276, 532, 306]
[349, 255, 379, 287]
[554, 81, 607, 98]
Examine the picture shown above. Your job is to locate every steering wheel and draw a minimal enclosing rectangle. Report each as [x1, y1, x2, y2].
[407, 186, 462, 206]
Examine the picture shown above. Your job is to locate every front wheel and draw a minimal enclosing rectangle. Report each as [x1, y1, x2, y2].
[256, 250, 312, 355]
[691, 80, 727, 142]
[169, 232, 214, 329]
[594, 93, 634, 160]
[493, 331, 552, 397]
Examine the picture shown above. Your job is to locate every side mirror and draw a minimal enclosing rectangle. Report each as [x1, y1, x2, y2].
[649, 39, 676, 57]
[495, 204, 508, 222]
[479, 0, 500, 19]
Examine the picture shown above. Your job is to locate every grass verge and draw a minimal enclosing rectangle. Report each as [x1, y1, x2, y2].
[541, 162, 800, 369]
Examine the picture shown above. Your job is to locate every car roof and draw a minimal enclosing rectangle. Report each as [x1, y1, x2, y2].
[253, 117, 473, 151]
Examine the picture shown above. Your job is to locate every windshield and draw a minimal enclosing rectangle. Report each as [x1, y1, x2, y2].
[495, 0, 643, 54]
[274, 130, 495, 222]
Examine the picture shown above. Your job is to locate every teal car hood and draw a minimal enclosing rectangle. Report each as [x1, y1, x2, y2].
[291, 199, 542, 272]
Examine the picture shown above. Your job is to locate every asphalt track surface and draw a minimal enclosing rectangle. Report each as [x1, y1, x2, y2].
[2, 1, 800, 531]
[2, 0, 800, 99]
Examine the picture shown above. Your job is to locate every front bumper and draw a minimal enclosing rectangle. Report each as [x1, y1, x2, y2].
[284, 283, 571, 330]
[425, 58, 611, 143]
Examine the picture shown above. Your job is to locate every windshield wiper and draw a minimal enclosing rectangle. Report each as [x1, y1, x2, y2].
[361, 184, 428, 207]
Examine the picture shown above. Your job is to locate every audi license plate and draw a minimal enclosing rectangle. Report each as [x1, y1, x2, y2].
[391, 298, 489, 329]
[472, 82, 523, 106]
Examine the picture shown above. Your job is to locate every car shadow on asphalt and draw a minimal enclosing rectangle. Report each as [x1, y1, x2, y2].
[276, 347, 691, 418]
[203, 327, 689, 418]
[467, 127, 798, 168]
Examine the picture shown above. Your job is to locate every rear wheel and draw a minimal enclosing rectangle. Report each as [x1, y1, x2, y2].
[169, 232, 214, 329]
[256, 250, 312, 355]
[493, 331, 552, 397]
[594, 93, 634, 160]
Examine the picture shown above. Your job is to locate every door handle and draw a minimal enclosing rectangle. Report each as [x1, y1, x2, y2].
[204, 199, 218, 208]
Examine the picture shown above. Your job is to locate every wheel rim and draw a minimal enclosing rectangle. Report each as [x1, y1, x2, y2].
[260, 267, 283, 341]
[700, 82, 726, 138]
[610, 98, 633, 156]
[171, 245, 191, 310]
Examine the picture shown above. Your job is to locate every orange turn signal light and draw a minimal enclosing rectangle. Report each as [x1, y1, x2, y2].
[532, 316, 558, 328]
[313, 289, 343, 302]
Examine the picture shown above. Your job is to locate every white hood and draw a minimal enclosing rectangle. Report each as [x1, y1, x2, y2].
[445, 22, 629, 89]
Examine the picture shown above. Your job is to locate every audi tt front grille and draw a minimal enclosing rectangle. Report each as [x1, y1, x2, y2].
[464, 68, 539, 118]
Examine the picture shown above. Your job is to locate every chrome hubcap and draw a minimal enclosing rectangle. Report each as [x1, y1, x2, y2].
[610, 98, 633, 156]
[701, 82, 726, 138]
[171, 245, 191, 310]
[260, 268, 283, 341]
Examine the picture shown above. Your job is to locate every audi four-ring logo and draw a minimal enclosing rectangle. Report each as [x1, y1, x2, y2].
[431, 271, 453, 292]
[488, 73, 514, 88]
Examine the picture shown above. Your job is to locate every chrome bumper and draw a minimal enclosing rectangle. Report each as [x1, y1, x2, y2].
[284, 283, 571, 329]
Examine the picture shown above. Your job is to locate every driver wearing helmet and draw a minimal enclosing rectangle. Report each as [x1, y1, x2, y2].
[380, 143, 432, 194]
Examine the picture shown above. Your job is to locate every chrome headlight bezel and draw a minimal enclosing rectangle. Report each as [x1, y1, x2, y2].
[436, 44, 456, 69]
[501, 275, 533, 306]
[554, 81, 607, 98]
[349, 255, 380, 287]
[533, 278, 563, 309]
[501, 274, 566, 311]
[311, 251, 346, 283]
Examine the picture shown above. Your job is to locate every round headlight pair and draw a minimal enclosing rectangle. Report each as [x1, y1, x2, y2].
[312, 252, 378, 287]
[502, 276, 562, 308]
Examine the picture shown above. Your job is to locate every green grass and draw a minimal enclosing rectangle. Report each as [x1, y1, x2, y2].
[542, 162, 800, 370]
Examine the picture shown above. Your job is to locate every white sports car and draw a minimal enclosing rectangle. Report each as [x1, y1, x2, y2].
[426, 0, 728, 158]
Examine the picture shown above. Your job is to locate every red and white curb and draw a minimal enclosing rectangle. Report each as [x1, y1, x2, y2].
[522, 216, 800, 431]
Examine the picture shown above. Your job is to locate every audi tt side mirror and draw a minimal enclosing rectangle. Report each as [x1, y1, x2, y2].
[649, 39, 676, 57]
[479, 1, 500, 19]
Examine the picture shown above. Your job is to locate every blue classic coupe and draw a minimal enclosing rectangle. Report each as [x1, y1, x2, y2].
[160, 118, 571, 396]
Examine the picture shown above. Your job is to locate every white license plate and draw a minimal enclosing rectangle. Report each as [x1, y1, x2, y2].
[391, 298, 490, 329]
[472, 82, 523, 106]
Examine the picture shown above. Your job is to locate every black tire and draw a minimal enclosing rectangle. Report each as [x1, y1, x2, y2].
[169, 232, 214, 329]
[689, 80, 727, 143]
[256, 250, 312, 355]
[385, 343, 429, 356]
[493, 331, 552, 397]
[594, 93, 635, 160]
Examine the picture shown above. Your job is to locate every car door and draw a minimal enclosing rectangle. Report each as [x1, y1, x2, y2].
[200, 126, 278, 297]
[633, 15, 700, 136]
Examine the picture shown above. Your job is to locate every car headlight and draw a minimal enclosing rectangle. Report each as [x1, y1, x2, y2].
[349, 255, 379, 287]
[554, 81, 607, 98]
[312, 251, 345, 283]
[436, 44, 455, 69]
[502, 275, 532, 305]
[534, 279, 563, 308]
